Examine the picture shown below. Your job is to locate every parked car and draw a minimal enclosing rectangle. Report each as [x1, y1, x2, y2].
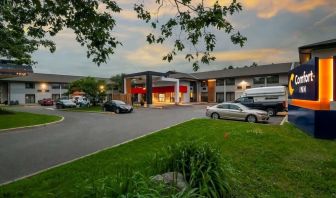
[39, 98, 54, 106]
[206, 102, 269, 123]
[56, 99, 77, 109]
[102, 100, 133, 113]
[234, 86, 287, 116]
[71, 96, 90, 107]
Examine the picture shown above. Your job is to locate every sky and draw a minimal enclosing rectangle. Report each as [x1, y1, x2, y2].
[32, 0, 336, 78]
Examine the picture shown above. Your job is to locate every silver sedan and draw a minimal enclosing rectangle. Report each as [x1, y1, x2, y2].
[206, 102, 269, 123]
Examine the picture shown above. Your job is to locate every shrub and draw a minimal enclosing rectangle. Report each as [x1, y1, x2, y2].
[0, 108, 14, 115]
[152, 142, 231, 198]
[74, 172, 200, 198]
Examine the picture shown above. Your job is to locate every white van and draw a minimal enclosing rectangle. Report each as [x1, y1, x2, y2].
[71, 96, 90, 107]
[235, 86, 287, 116]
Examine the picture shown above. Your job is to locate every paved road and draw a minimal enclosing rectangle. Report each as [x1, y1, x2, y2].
[0, 105, 284, 185]
[0, 105, 206, 184]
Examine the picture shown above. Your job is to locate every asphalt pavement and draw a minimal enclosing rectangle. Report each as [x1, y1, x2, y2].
[0, 105, 205, 184]
[0, 105, 284, 184]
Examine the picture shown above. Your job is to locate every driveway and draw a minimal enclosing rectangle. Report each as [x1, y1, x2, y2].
[0, 105, 284, 185]
[0, 105, 205, 184]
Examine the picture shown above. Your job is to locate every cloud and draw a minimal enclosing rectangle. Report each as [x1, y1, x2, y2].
[242, 0, 334, 19]
[124, 44, 183, 66]
[213, 48, 297, 63]
[314, 10, 336, 26]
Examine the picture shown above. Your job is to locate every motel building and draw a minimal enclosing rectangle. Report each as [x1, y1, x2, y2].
[123, 63, 292, 106]
[0, 73, 111, 105]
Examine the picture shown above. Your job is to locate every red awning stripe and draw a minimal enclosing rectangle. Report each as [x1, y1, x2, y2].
[131, 86, 188, 94]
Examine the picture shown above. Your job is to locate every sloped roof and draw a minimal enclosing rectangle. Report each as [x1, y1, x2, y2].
[0, 73, 110, 83]
[299, 39, 336, 51]
[171, 62, 295, 80]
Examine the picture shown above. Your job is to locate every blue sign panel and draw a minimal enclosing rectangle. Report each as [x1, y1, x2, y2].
[288, 58, 319, 100]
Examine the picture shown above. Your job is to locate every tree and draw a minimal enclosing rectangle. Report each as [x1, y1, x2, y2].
[68, 77, 107, 105]
[251, 62, 258, 67]
[228, 65, 234, 69]
[0, 0, 246, 70]
[110, 73, 124, 93]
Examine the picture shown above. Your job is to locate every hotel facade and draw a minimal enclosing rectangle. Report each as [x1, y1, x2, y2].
[123, 62, 292, 105]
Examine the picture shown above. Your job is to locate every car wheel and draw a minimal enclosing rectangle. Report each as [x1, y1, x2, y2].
[211, 113, 220, 119]
[246, 115, 257, 123]
[266, 108, 276, 117]
[115, 108, 120, 114]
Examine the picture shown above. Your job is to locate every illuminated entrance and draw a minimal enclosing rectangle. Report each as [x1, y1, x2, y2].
[123, 71, 188, 106]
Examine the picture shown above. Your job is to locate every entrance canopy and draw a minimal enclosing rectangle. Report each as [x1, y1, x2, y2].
[123, 71, 182, 105]
[131, 86, 187, 94]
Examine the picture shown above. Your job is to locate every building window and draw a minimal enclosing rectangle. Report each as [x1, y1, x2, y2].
[225, 78, 235, 86]
[253, 77, 265, 85]
[267, 75, 279, 84]
[226, 92, 235, 101]
[216, 79, 224, 86]
[201, 92, 208, 102]
[51, 84, 60, 89]
[237, 86, 242, 90]
[25, 94, 35, 104]
[216, 92, 224, 103]
[158, 94, 165, 102]
[52, 94, 60, 101]
[25, 82, 35, 89]
[61, 84, 69, 89]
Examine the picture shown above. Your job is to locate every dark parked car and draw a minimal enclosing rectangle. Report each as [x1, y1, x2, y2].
[56, 99, 76, 109]
[103, 100, 133, 113]
[39, 98, 54, 106]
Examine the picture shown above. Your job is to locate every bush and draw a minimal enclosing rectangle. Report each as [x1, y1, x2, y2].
[71, 142, 230, 197]
[152, 142, 231, 198]
[74, 172, 200, 198]
[0, 108, 14, 115]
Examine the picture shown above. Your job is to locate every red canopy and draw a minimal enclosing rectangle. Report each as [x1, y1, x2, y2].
[131, 86, 188, 94]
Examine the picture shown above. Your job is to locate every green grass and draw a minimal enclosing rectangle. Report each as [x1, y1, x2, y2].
[64, 105, 102, 112]
[1, 119, 336, 197]
[0, 111, 62, 130]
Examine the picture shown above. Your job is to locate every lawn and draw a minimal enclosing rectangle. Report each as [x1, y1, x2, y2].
[0, 109, 62, 130]
[1, 119, 336, 197]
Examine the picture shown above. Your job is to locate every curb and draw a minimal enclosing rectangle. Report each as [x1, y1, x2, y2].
[0, 118, 196, 186]
[0, 116, 64, 133]
[280, 115, 288, 125]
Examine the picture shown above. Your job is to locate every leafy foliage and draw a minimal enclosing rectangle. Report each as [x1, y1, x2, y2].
[0, 0, 246, 70]
[110, 73, 125, 93]
[134, 0, 247, 71]
[68, 77, 107, 103]
[75, 172, 200, 198]
[0, 108, 14, 115]
[153, 142, 231, 198]
[0, 0, 121, 65]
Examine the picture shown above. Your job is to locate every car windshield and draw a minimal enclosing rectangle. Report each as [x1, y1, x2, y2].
[61, 100, 72, 104]
[113, 100, 126, 105]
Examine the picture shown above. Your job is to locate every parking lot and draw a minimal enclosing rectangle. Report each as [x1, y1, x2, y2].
[0, 104, 285, 184]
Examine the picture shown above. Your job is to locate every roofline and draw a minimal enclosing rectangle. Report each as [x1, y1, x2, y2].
[299, 39, 336, 51]
[124, 71, 168, 78]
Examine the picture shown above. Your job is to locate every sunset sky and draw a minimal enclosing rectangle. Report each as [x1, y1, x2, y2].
[33, 0, 336, 77]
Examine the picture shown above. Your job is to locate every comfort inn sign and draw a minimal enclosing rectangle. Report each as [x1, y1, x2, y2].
[289, 58, 318, 101]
